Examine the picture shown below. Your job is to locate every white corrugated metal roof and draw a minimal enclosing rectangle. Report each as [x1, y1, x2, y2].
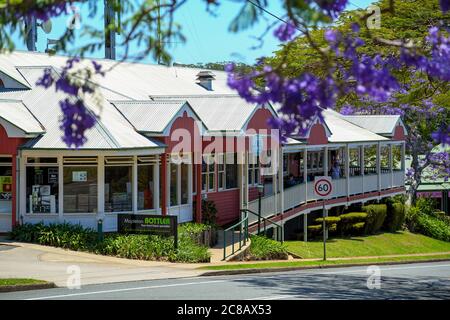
[341, 114, 401, 136]
[150, 95, 259, 131]
[0, 66, 161, 150]
[112, 100, 189, 133]
[0, 100, 44, 134]
[0, 57, 31, 89]
[322, 109, 389, 142]
[1, 51, 236, 98]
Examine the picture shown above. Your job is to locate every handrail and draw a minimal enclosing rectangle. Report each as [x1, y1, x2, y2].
[222, 210, 249, 261]
[242, 208, 284, 244]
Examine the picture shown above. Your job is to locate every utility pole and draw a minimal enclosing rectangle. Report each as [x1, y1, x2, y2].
[157, 0, 162, 65]
[25, 16, 37, 51]
[104, 0, 116, 60]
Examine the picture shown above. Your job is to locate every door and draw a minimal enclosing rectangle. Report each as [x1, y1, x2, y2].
[0, 157, 13, 232]
[168, 159, 193, 223]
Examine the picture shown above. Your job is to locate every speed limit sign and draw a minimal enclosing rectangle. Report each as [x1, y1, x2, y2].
[314, 176, 333, 199]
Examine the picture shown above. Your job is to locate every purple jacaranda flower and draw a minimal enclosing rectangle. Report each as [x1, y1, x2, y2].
[432, 126, 450, 146]
[274, 22, 297, 42]
[340, 105, 355, 115]
[312, 0, 348, 18]
[59, 99, 96, 149]
[22, 2, 70, 21]
[35, 68, 54, 88]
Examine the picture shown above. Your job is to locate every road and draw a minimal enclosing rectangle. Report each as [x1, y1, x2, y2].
[1, 261, 450, 300]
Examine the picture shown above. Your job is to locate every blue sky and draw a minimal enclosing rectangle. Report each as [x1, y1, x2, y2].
[14, 0, 375, 65]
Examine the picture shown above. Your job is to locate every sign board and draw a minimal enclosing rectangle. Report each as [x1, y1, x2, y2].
[72, 171, 87, 182]
[48, 168, 58, 184]
[314, 176, 333, 199]
[117, 214, 178, 248]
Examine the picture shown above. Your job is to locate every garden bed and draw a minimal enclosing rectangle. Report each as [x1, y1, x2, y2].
[10, 222, 211, 263]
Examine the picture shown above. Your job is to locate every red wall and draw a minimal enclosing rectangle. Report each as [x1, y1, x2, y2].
[0, 124, 27, 228]
[393, 125, 406, 141]
[162, 107, 277, 226]
[205, 189, 240, 226]
[307, 123, 328, 145]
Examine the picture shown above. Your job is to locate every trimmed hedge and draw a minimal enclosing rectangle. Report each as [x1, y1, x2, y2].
[338, 212, 367, 235]
[315, 217, 341, 226]
[384, 199, 406, 232]
[362, 204, 387, 234]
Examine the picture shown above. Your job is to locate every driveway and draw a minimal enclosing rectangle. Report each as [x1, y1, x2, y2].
[0, 241, 203, 287]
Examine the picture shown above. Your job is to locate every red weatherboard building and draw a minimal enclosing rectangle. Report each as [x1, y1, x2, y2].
[0, 51, 406, 238]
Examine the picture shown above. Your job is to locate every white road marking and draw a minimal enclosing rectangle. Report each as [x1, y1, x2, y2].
[26, 280, 228, 300]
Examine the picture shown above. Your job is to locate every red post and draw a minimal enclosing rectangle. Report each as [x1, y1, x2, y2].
[11, 154, 17, 228]
[161, 153, 167, 216]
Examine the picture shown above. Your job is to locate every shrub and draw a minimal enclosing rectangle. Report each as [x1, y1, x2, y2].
[201, 199, 218, 227]
[339, 212, 368, 223]
[362, 204, 387, 234]
[351, 222, 366, 235]
[415, 214, 450, 242]
[11, 222, 211, 263]
[405, 206, 421, 232]
[315, 216, 341, 226]
[247, 235, 289, 260]
[384, 199, 405, 232]
[431, 211, 450, 226]
[338, 212, 367, 235]
[11, 222, 97, 251]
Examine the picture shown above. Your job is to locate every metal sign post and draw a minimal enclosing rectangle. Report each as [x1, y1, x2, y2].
[314, 176, 333, 261]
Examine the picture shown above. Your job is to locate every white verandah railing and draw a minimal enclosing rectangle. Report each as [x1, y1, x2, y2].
[247, 171, 404, 224]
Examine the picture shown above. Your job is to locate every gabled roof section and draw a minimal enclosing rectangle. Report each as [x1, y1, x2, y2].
[111, 100, 205, 134]
[150, 95, 262, 132]
[0, 58, 31, 89]
[322, 109, 389, 143]
[0, 99, 44, 135]
[341, 114, 404, 136]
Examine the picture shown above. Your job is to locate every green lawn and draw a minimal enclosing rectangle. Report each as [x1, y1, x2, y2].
[200, 253, 450, 271]
[285, 231, 450, 259]
[0, 278, 47, 286]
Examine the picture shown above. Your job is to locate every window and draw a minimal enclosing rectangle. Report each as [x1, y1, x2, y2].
[218, 154, 225, 190]
[349, 148, 361, 176]
[380, 145, 390, 173]
[202, 154, 215, 192]
[181, 163, 189, 205]
[364, 145, 377, 175]
[393, 145, 402, 171]
[170, 163, 178, 206]
[63, 166, 97, 213]
[283, 154, 288, 175]
[226, 153, 238, 189]
[26, 157, 59, 214]
[0, 158, 12, 214]
[105, 165, 132, 212]
[248, 154, 260, 186]
[138, 165, 154, 210]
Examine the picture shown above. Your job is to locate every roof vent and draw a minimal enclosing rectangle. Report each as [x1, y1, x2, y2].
[196, 71, 215, 91]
